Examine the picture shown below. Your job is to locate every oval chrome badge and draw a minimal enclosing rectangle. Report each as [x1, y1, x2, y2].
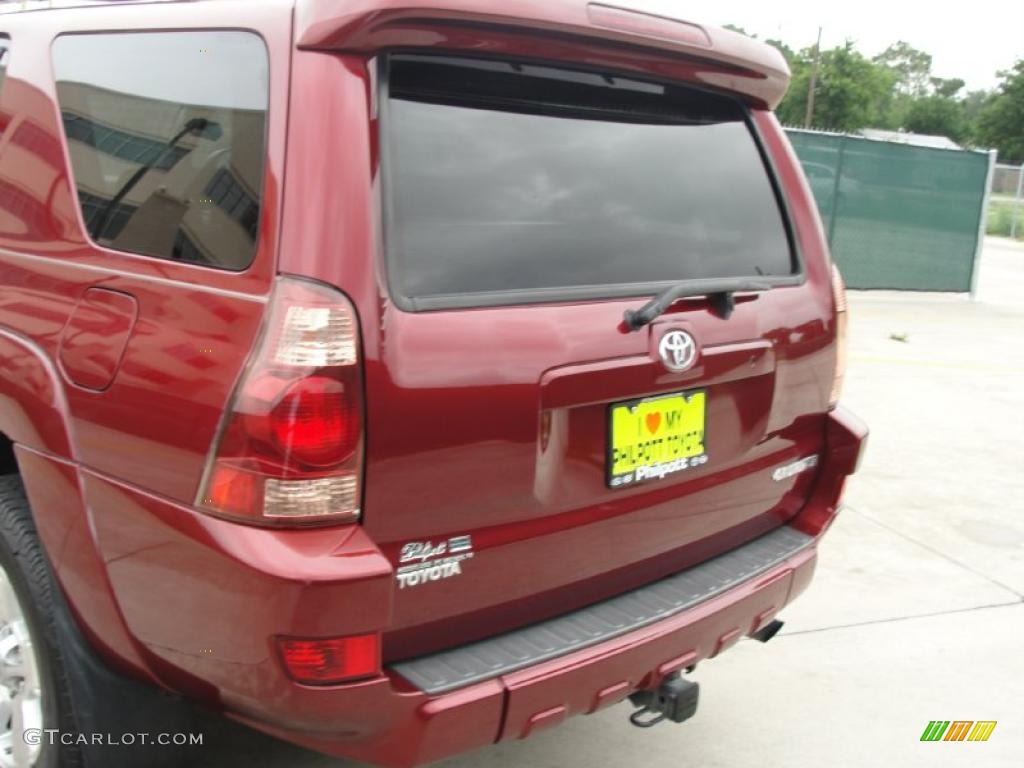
[658, 330, 698, 373]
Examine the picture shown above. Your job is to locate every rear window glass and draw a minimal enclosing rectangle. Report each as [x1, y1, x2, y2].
[52, 32, 268, 270]
[383, 55, 796, 309]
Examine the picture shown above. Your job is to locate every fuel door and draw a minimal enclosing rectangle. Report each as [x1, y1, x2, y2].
[59, 287, 138, 391]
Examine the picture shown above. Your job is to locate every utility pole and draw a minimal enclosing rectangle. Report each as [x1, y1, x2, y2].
[804, 26, 823, 129]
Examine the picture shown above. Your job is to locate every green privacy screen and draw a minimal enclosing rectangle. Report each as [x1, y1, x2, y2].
[785, 129, 991, 291]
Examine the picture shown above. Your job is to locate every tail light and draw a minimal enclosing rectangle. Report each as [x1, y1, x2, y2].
[277, 634, 380, 685]
[829, 263, 847, 408]
[196, 277, 363, 526]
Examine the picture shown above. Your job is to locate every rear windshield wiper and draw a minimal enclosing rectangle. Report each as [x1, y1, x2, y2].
[623, 279, 772, 331]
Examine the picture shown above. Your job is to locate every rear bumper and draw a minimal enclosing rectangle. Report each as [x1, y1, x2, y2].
[233, 405, 866, 766]
[69, 406, 865, 767]
[393, 526, 814, 694]
[238, 527, 819, 766]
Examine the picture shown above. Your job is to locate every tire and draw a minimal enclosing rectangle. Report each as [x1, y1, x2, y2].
[0, 474, 81, 768]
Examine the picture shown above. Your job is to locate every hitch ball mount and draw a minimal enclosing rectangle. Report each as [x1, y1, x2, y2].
[628, 672, 699, 728]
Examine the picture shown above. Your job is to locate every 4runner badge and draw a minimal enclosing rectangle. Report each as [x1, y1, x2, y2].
[395, 535, 473, 589]
[772, 455, 819, 482]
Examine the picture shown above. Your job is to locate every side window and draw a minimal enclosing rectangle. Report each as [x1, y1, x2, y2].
[52, 32, 268, 270]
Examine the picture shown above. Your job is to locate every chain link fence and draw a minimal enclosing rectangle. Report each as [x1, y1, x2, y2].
[989, 164, 1023, 240]
[786, 128, 993, 292]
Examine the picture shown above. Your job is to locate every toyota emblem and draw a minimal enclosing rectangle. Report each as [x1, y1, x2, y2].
[658, 330, 698, 372]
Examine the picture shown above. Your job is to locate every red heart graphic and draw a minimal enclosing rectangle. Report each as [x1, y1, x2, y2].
[645, 413, 661, 434]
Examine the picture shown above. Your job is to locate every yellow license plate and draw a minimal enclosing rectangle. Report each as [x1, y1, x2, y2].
[608, 390, 707, 488]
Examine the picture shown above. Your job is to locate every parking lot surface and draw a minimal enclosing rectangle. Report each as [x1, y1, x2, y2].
[193, 238, 1024, 767]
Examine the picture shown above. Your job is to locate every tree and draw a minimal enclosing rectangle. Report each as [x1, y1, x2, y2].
[962, 89, 993, 145]
[904, 96, 968, 142]
[975, 60, 1024, 163]
[873, 42, 933, 97]
[963, 89, 992, 124]
[776, 41, 897, 131]
[930, 77, 965, 99]
[741, 27, 1006, 146]
[769, 40, 811, 125]
[722, 24, 751, 36]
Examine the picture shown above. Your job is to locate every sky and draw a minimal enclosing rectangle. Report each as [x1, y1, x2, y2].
[51, 31, 268, 110]
[633, 0, 1024, 91]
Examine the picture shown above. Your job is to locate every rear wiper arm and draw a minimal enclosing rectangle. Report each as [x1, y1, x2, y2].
[623, 279, 772, 331]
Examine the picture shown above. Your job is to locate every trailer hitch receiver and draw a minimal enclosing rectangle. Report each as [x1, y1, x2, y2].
[628, 672, 699, 728]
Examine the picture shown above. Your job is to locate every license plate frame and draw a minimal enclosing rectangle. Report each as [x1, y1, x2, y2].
[607, 389, 708, 489]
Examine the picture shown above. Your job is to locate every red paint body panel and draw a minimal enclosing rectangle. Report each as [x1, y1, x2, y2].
[13, 446, 156, 680]
[0, 329, 74, 457]
[0, 2, 867, 766]
[80, 468, 395, 706]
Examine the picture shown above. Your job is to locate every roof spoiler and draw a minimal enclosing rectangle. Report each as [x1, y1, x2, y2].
[295, 0, 791, 109]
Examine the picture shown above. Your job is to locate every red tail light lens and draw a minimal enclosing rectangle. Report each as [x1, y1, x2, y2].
[270, 375, 359, 467]
[196, 277, 364, 526]
[278, 634, 380, 685]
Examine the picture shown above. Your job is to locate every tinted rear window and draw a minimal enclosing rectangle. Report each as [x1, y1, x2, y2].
[383, 55, 796, 310]
[53, 32, 268, 270]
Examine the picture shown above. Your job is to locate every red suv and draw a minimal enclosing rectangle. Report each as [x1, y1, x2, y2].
[0, 2, 866, 766]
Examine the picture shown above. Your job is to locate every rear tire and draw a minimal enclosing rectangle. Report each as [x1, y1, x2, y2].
[0, 475, 81, 768]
